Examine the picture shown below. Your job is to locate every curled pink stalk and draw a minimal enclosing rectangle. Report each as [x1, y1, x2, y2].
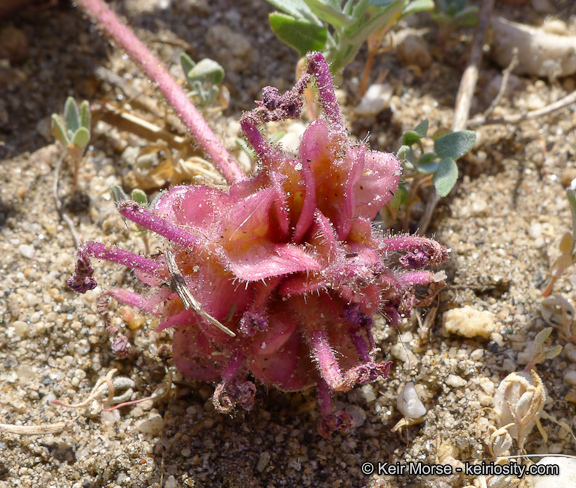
[75, 0, 245, 184]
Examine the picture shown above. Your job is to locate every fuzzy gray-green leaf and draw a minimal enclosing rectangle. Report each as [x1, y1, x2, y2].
[52, 114, 70, 145]
[111, 185, 128, 203]
[131, 189, 148, 206]
[71, 127, 90, 148]
[434, 130, 476, 160]
[64, 97, 80, 136]
[432, 157, 458, 197]
[80, 100, 91, 130]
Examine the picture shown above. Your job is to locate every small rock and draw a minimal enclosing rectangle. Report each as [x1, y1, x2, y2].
[355, 83, 393, 116]
[256, 451, 271, 473]
[0, 26, 29, 64]
[443, 306, 497, 339]
[396, 34, 432, 69]
[12, 320, 29, 338]
[18, 244, 35, 259]
[397, 382, 426, 419]
[136, 413, 164, 435]
[445, 375, 467, 388]
[164, 475, 179, 488]
[563, 370, 576, 388]
[560, 168, 576, 188]
[532, 457, 576, 487]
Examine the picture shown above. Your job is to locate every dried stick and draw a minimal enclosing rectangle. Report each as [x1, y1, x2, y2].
[76, 0, 245, 184]
[469, 87, 576, 128]
[417, 0, 494, 234]
[452, 0, 495, 132]
[0, 421, 72, 435]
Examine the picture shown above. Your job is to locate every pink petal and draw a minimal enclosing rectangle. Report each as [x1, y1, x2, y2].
[354, 150, 401, 221]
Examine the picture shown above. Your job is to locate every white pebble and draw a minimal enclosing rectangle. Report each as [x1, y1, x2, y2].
[136, 414, 164, 435]
[446, 375, 467, 388]
[471, 349, 484, 360]
[443, 306, 497, 339]
[563, 370, 576, 387]
[532, 457, 576, 487]
[355, 83, 393, 116]
[18, 244, 35, 259]
[12, 320, 29, 338]
[397, 382, 426, 419]
[164, 475, 179, 488]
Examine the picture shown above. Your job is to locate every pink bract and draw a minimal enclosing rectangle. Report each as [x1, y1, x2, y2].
[68, 52, 448, 437]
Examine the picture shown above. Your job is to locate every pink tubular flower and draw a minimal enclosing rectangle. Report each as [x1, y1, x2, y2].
[68, 52, 448, 437]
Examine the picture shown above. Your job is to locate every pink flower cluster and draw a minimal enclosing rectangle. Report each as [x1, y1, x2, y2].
[68, 52, 448, 437]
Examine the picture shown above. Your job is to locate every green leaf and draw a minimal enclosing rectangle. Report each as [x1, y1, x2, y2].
[71, 127, 90, 148]
[397, 145, 414, 167]
[369, 0, 394, 6]
[111, 184, 128, 203]
[401, 0, 434, 17]
[417, 160, 438, 174]
[131, 189, 148, 206]
[434, 130, 476, 160]
[304, 0, 355, 27]
[388, 183, 409, 208]
[180, 53, 196, 79]
[417, 152, 437, 164]
[432, 157, 458, 197]
[63, 97, 80, 136]
[402, 130, 421, 146]
[51, 114, 70, 145]
[264, 0, 317, 21]
[269, 12, 328, 56]
[544, 345, 562, 360]
[80, 100, 91, 130]
[187, 58, 225, 85]
[413, 119, 429, 138]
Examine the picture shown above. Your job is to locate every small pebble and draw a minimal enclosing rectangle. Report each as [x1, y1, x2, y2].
[136, 414, 164, 435]
[445, 375, 467, 388]
[563, 370, 576, 387]
[355, 83, 393, 116]
[256, 451, 271, 473]
[18, 244, 35, 259]
[164, 475, 179, 488]
[532, 457, 576, 487]
[443, 306, 497, 339]
[397, 382, 426, 419]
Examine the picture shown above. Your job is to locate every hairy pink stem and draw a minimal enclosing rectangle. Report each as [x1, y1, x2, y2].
[104, 288, 157, 314]
[117, 201, 198, 248]
[306, 52, 344, 133]
[75, 0, 245, 184]
[308, 328, 344, 391]
[84, 242, 162, 274]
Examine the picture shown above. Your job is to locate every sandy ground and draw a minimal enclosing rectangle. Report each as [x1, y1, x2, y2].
[1, 1, 576, 487]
